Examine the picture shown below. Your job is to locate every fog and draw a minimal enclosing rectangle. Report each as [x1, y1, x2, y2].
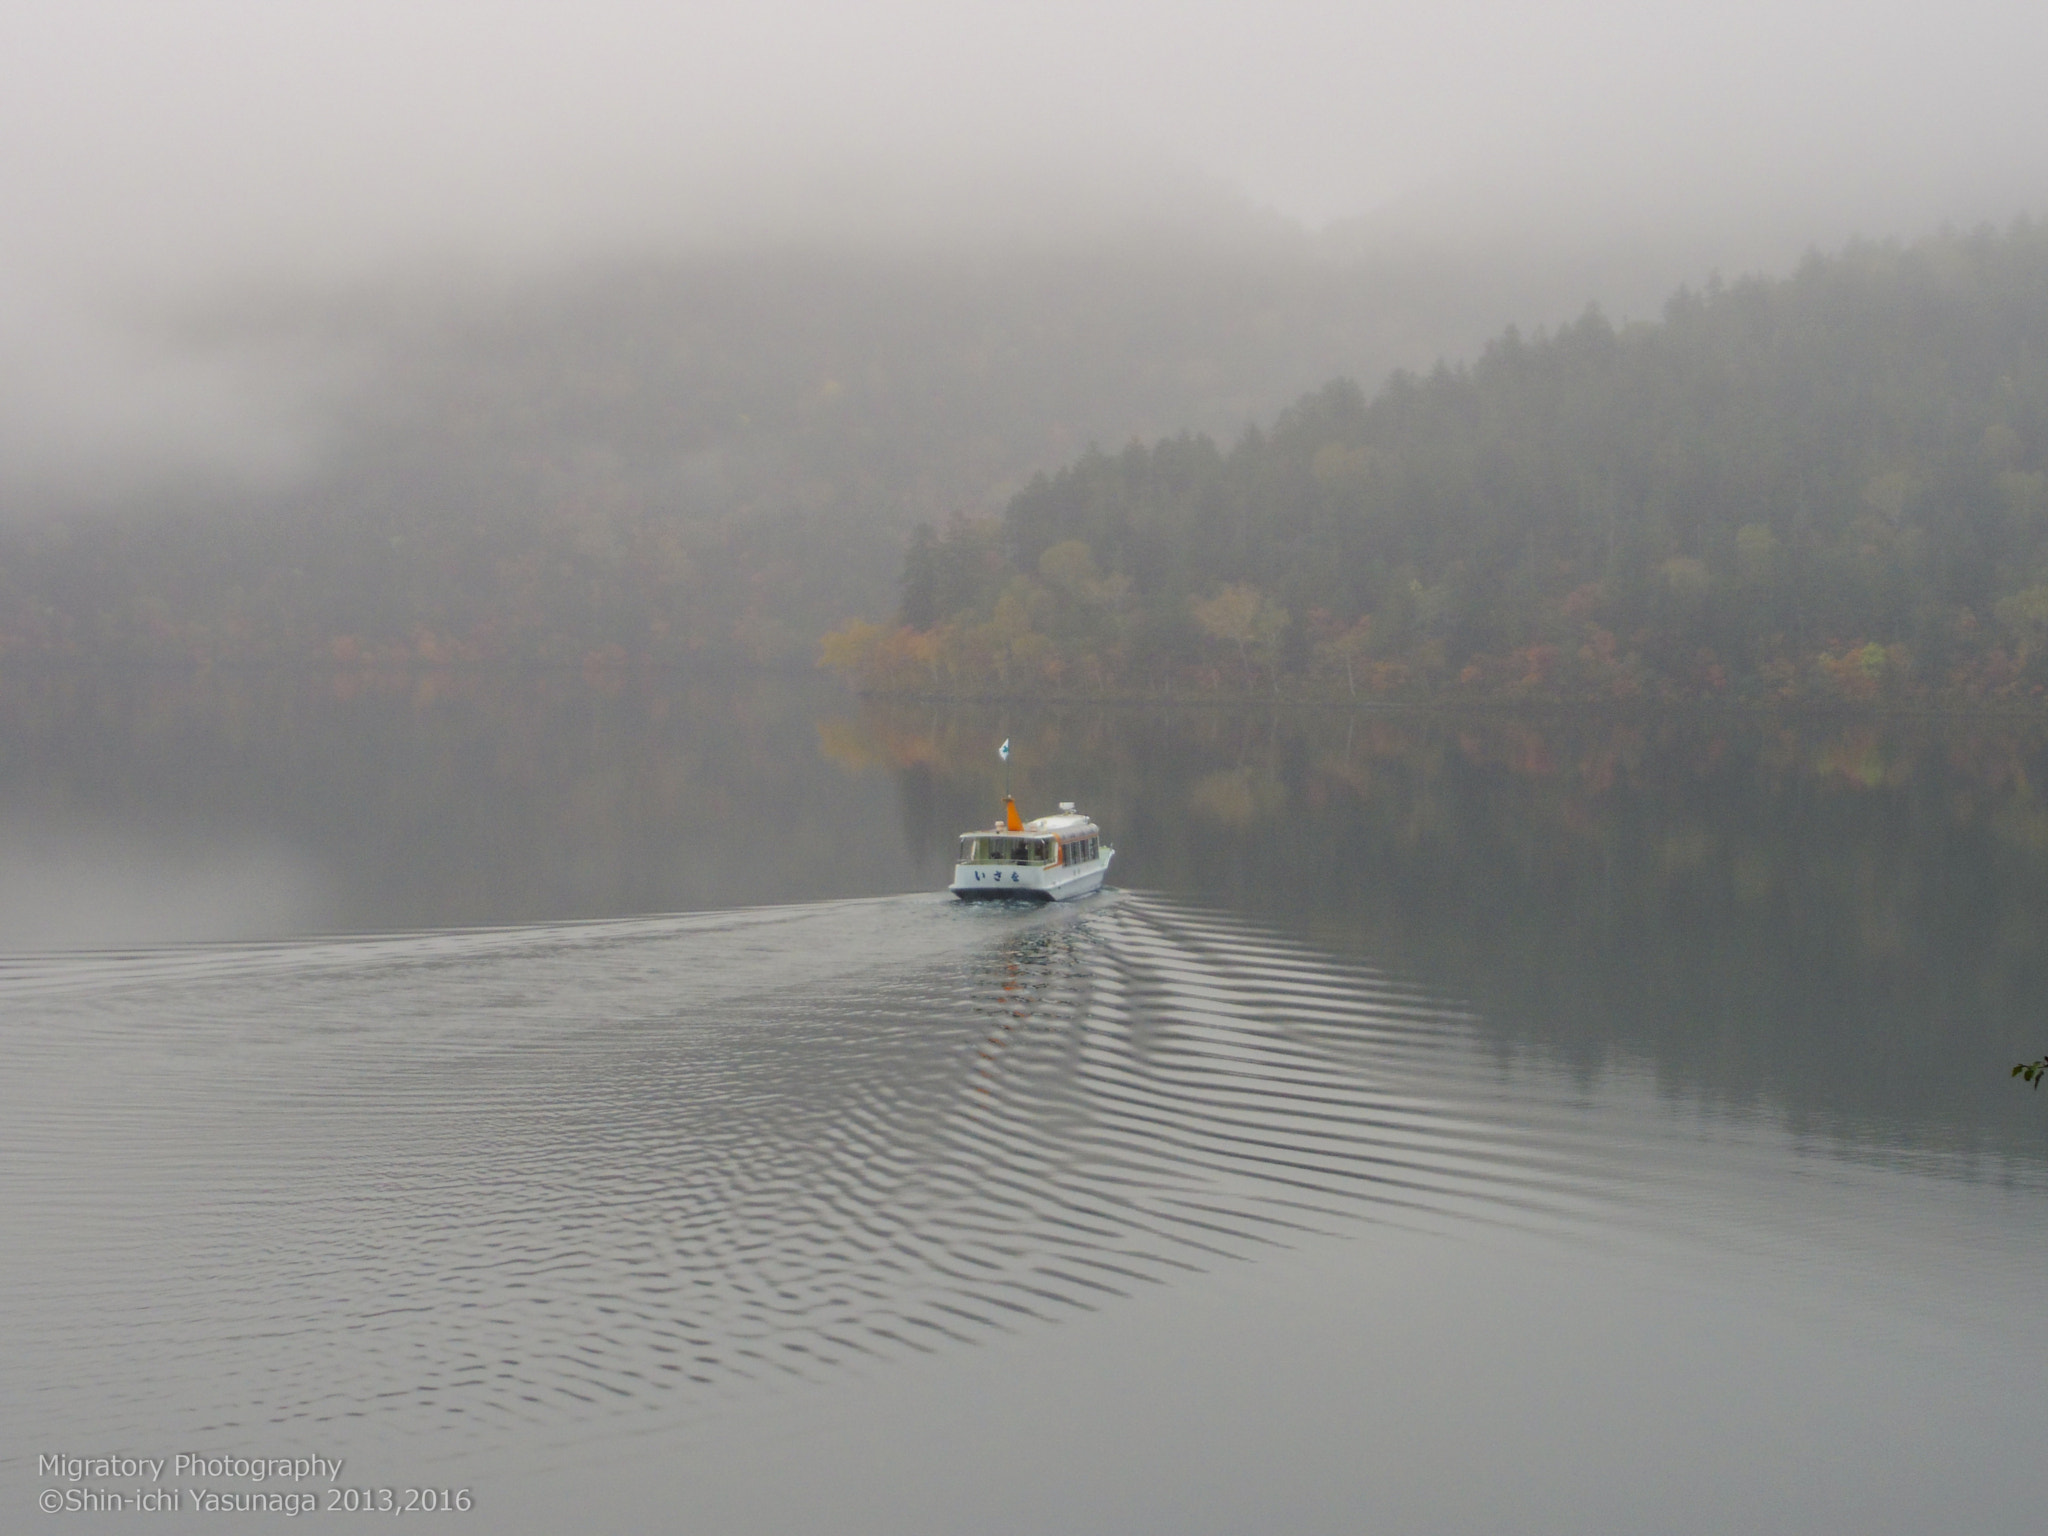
[4, 0, 2045, 502]
[11, 0, 2046, 273]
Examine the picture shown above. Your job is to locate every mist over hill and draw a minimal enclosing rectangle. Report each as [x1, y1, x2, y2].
[8, 0, 2046, 679]
[0, 229, 1768, 669]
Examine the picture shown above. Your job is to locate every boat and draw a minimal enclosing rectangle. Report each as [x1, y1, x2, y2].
[950, 797, 1114, 902]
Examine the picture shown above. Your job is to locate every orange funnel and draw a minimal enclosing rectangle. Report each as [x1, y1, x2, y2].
[1004, 796, 1023, 831]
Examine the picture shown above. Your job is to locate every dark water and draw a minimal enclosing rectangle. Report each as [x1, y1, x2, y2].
[3, 668, 2047, 1532]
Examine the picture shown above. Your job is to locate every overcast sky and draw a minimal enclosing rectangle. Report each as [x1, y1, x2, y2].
[7, 0, 2045, 279]
[3, 0, 2044, 485]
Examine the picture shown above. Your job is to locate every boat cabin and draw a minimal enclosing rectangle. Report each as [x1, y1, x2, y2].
[957, 825, 1103, 868]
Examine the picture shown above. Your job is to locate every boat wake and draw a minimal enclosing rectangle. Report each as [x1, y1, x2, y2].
[0, 891, 2003, 1458]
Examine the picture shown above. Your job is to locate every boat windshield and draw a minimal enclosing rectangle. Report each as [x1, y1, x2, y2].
[959, 836, 1054, 865]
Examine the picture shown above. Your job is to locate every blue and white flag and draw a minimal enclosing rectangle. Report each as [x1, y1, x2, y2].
[998, 739, 1011, 761]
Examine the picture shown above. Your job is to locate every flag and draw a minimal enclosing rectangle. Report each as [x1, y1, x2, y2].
[998, 739, 1010, 761]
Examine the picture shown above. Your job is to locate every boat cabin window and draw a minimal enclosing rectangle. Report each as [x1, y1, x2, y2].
[959, 836, 1055, 865]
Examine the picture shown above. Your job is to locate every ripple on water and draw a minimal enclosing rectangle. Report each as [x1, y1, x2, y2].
[0, 892, 2021, 1457]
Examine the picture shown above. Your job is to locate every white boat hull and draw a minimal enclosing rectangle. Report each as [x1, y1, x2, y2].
[950, 849, 1113, 902]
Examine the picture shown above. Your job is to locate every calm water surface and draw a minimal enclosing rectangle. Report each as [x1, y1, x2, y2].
[3, 668, 2047, 1533]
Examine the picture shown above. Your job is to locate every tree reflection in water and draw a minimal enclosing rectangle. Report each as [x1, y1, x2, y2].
[828, 701, 2048, 1165]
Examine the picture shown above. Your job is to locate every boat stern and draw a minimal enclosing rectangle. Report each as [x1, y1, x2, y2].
[950, 862, 1053, 900]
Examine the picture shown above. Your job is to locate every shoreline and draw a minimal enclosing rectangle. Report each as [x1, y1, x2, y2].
[834, 686, 2048, 721]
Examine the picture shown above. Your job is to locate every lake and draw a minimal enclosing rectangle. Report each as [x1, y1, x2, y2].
[4, 665, 2046, 1533]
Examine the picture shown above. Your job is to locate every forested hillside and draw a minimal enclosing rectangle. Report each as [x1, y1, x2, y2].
[826, 222, 2048, 704]
[0, 241, 1626, 671]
